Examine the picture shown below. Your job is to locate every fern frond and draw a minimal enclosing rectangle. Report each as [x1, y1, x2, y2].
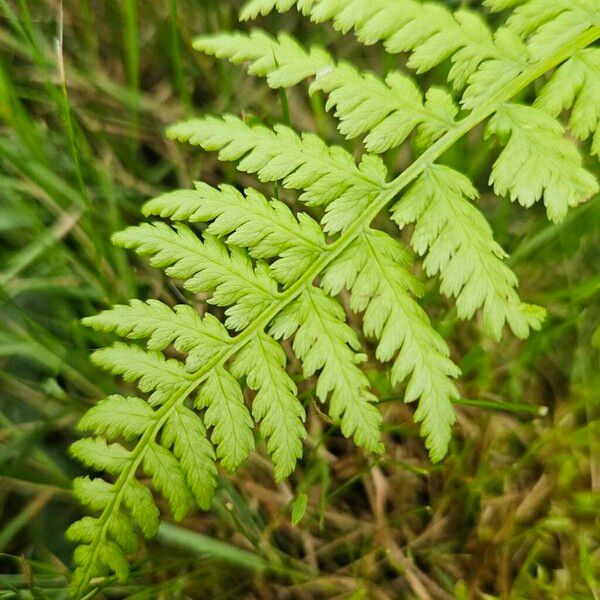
[507, 0, 600, 59]
[69, 477, 155, 588]
[72, 537, 129, 585]
[161, 405, 217, 509]
[271, 286, 383, 452]
[196, 366, 255, 471]
[143, 442, 195, 521]
[240, 0, 314, 21]
[67, 515, 136, 555]
[71, 438, 132, 476]
[460, 28, 528, 110]
[315, 0, 532, 107]
[484, 0, 524, 10]
[535, 48, 600, 156]
[70, 3, 600, 593]
[197, 31, 458, 153]
[239, 0, 600, 117]
[77, 395, 156, 440]
[486, 103, 598, 222]
[194, 31, 331, 88]
[312, 66, 459, 152]
[167, 116, 388, 234]
[113, 223, 279, 330]
[231, 333, 306, 480]
[122, 479, 160, 538]
[242, 0, 510, 88]
[84, 300, 231, 372]
[322, 228, 460, 460]
[392, 164, 545, 339]
[143, 183, 326, 285]
[91, 342, 193, 405]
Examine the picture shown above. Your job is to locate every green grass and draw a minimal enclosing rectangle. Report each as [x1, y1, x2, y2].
[1, 1, 599, 598]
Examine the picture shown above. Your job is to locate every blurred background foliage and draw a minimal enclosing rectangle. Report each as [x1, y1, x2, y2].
[0, 1, 598, 598]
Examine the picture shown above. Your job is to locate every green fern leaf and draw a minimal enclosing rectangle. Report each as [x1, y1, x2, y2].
[69, 1, 600, 593]
[240, 0, 314, 20]
[460, 28, 528, 110]
[143, 442, 195, 521]
[312, 63, 457, 152]
[231, 333, 306, 480]
[535, 49, 600, 156]
[84, 300, 231, 372]
[167, 116, 388, 234]
[68, 512, 138, 556]
[72, 540, 129, 585]
[105, 513, 138, 554]
[271, 287, 383, 452]
[72, 477, 114, 512]
[196, 366, 255, 471]
[91, 342, 192, 405]
[113, 223, 279, 330]
[161, 405, 217, 510]
[392, 164, 545, 339]
[197, 30, 458, 152]
[77, 395, 156, 440]
[70, 438, 132, 476]
[66, 517, 99, 545]
[99, 543, 129, 581]
[144, 183, 326, 285]
[507, 0, 600, 59]
[322, 228, 460, 460]
[484, 0, 524, 10]
[122, 479, 160, 538]
[272, 0, 507, 89]
[195, 31, 331, 88]
[486, 103, 598, 222]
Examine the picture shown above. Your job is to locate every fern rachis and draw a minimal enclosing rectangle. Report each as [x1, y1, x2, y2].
[69, 2, 600, 596]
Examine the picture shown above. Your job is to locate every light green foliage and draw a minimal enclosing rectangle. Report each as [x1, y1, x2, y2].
[143, 442, 194, 521]
[91, 342, 192, 405]
[322, 229, 460, 460]
[71, 438, 132, 476]
[144, 183, 326, 285]
[535, 49, 600, 156]
[196, 366, 255, 471]
[486, 104, 598, 223]
[459, 28, 528, 110]
[70, 0, 600, 595]
[113, 223, 279, 330]
[231, 333, 305, 480]
[312, 64, 458, 152]
[161, 406, 217, 509]
[195, 31, 331, 89]
[507, 0, 600, 59]
[271, 287, 383, 453]
[198, 30, 458, 152]
[72, 477, 114, 512]
[238, 0, 521, 93]
[77, 395, 156, 440]
[122, 480, 160, 539]
[168, 116, 388, 234]
[484, 0, 524, 10]
[240, 0, 315, 20]
[69, 478, 143, 590]
[291, 492, 308, 524]
[392, 165, 545, 340]
[84, 300, 232, 371]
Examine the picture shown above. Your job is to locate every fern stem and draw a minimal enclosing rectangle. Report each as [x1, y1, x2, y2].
[74, 25, 600, 597]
